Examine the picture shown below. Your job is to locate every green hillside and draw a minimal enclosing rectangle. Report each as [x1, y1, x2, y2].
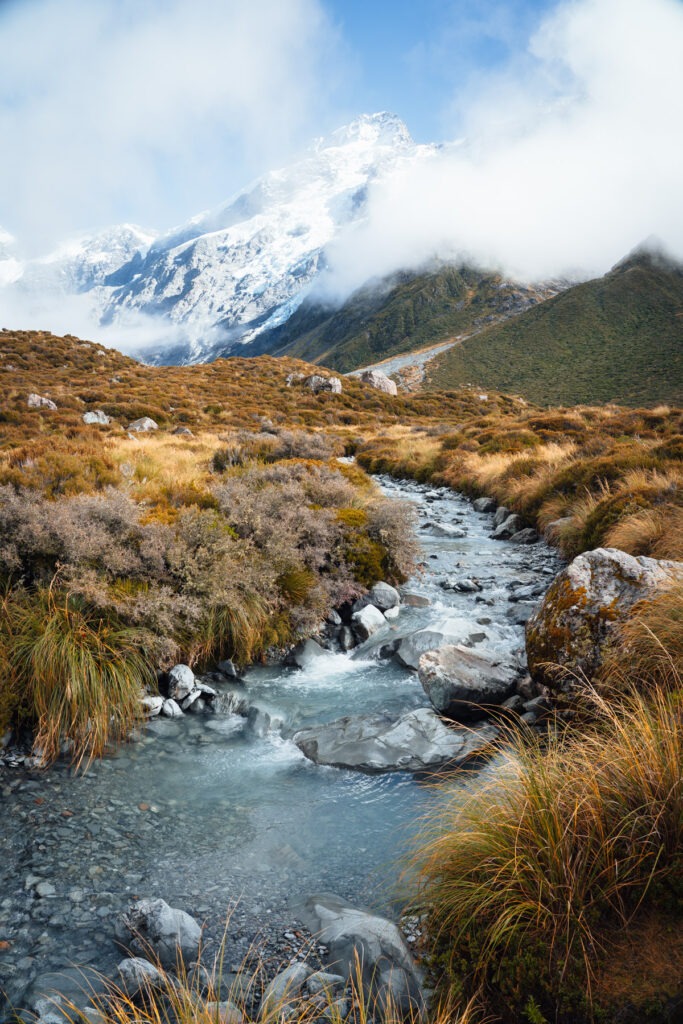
[428, 248, 683, 407]
[240, 264, 554, 372]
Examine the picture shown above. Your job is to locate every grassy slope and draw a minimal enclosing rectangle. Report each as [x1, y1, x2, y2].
[428, 251, 683, 407]
[241, 264, 553, 373]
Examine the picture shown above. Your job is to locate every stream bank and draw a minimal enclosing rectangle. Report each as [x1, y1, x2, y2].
[0, 476, 563, 1016]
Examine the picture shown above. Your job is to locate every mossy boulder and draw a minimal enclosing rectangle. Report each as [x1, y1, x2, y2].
[526, 547, 683, 687]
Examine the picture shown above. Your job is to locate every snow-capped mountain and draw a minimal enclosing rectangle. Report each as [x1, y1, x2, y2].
[0, 113, 432, 362]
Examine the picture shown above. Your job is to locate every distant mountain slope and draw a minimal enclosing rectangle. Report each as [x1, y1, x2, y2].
[241, 264, 560, 373]
[427, 248, 683, 407]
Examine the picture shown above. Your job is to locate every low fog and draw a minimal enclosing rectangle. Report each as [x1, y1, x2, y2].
[321, 0, 683, 299]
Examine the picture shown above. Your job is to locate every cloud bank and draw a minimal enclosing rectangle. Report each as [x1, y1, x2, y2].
[322, 0, 683, 297]
[0, 0, 338, 251]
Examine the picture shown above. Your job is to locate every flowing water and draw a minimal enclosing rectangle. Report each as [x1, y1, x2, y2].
[0, 477, 562, 1009]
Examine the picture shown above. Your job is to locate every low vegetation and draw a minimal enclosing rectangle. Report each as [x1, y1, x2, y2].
[358, 404, 683, 561]
[242, 263, 556, 373]
[429, 248, 683, 407]
[409, 585, 683, 1023]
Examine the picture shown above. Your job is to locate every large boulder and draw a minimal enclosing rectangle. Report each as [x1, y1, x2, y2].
[418, 645, 518, 720]
[359, 369, 398, 396]
[167, 664, 196, 701]
[369, 581, 400, 611]
[119, 898, 202, 968]
[287, 638, 328, 670]
[293, 706, 497, 773]
[304, 374, 342, 395]
[526, 547, 683, 687]
[292, 894, 425, 1017]
[395, 616, 491, 670]
[351, 604, 386, 641]
[490, 514, 522, 540]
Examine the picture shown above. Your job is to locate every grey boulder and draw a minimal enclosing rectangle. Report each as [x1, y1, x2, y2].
[395, 616, 490, 670]
[120, 898, 202, 969]
[473, 496, 497, 513]
[292, 893, 425, 1017]
[293, 706, 497, 773]
[351, 604, 386, 641]
[305, 374, 342, 394]
[287, 638, 328, 669]
[260, 962, 313, 1014]
[167, 664, 196, 702]
[418, 644, 518, 720]
[117, 958, 166, 997]
[369, 581, 400, 611]
[491, 514, 523, 540]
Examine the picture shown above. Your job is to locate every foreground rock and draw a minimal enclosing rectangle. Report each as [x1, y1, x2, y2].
[395, 616, 492, 670]
[359, 369, 398, 396]
[418, 645, 518, 720]
[526, 547, 683, 687]
[119, 898, 202, 968]
[292, 894, 425, 1017]
[293, 706, 497, 773]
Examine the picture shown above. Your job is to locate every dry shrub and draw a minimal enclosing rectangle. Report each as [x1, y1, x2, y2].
[409, 687, 683, 1022]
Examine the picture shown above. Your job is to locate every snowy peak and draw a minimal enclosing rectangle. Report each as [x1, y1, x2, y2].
[317, 112, 414, 151]
[0, 113, 429, 362]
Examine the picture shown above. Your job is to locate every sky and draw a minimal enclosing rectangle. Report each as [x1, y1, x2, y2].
[0, 0, 682, 287]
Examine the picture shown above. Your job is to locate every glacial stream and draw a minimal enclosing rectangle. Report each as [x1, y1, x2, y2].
[0, 477, 562, 1010]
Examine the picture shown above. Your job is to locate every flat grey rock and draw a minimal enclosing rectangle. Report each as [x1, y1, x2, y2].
[418, 644, 518, 720]
[293, 706, 497, 773]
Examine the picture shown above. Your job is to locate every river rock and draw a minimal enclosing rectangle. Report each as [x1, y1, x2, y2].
[473, 496, 497, 513]
[395, 616, 490, 670]
[493, 506, 511, 528]
[293, 706, 497, 773]
[400, 590, 430, 608]
[369, 581, 400, 611]
[351, 604, 386, 641]
[359, 369, 398, 396]
[167, 664, 196, 701]
[292, 894, 425, 1017]
[418, 645, 518, 720]
[140, 695, 164, 718]
[287, 638, 328, 669]
[491, 514, 522, 539]
[205, 1001, 243, 1024]
[510, 527, 539, 544]
[82, 410, 111, 425]
[117, 957, 166, 996]
[161, 698, 184, 718]
[120, 898, 202, 968]
[526, 547, 683, 687]
[305, 375, 342, 395]
[260, 962, 313, 1014]
[421, 521, 467, 538]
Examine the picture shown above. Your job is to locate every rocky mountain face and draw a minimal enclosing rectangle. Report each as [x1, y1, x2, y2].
[0, 114, 436, 363]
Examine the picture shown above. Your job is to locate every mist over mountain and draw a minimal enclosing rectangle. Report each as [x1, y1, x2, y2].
[0, 114, 435, 362]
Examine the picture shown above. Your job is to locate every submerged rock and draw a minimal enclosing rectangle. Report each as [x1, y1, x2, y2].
[292, 893, 425, 1017]
[418, 645, 518, 720]
[293, 706, 497, 773]
[526, 547, 683, 687]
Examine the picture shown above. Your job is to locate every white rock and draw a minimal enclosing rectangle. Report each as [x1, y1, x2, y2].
[127, 417, 158, 432]
[27, 393, 57, 410]
[359, 369, 398, 396]
[161, 698, 184, 718]
[351, 604, 386, 641]
[82, 410, 111, 425]
[167, 664, 195, 701]
[140, 695, 164, 718]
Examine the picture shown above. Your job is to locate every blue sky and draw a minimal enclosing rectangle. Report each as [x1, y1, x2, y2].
[0, 0, 682, 277]
[326, 0, 557, 142]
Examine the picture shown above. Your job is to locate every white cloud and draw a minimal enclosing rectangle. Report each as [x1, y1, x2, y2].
[322, 0, 683, 298]
[0, 0, 339, 251]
